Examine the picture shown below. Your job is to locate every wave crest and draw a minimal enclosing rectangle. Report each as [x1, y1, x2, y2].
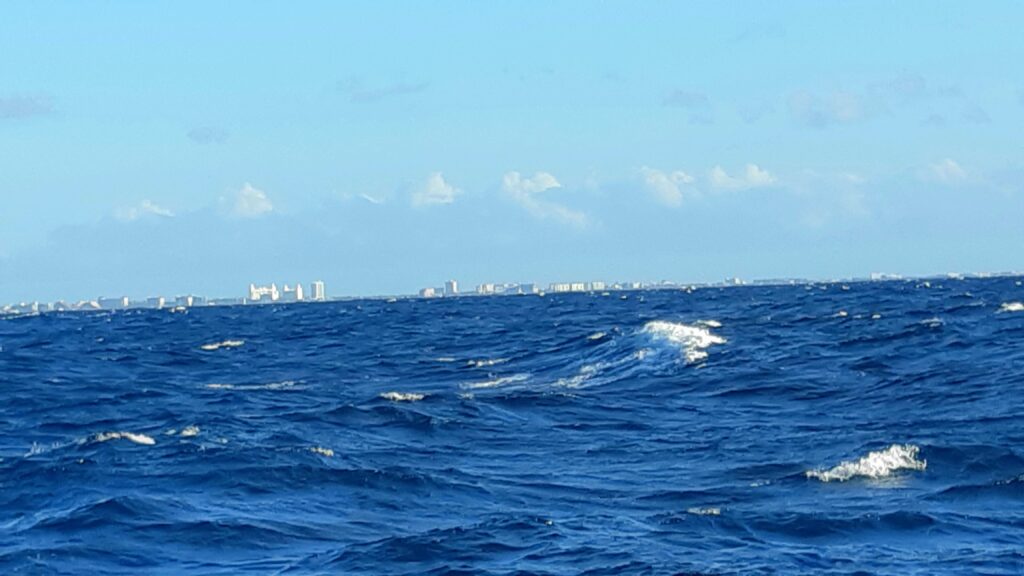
[999, 302, 1024, 313]
[94, 431, 156, 446]
[380, 391, 426, 402]
[641, 320, 726, 363]
[200, 340, 245, 351]
[807, 444, 926, 482]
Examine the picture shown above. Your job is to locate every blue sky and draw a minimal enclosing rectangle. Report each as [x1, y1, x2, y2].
[1, 1, 1022, 302]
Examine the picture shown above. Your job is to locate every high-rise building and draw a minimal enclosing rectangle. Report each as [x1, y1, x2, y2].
[280, 284, 304, 303]
[248, 283, 280, 302]
[444, 280, 459, 296]
[310, 281, 326, 302]
[98, 296, 129, 310]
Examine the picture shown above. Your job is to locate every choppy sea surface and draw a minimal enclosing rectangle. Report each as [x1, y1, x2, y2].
[2, 277, 1024, 575]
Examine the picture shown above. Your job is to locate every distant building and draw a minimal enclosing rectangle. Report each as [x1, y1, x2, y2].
[444, 280, 459, 296]
[519, 283, 538, 294]
[549, 283, 571, 293]
[98, 296, 129, 310]
[280, 284, 304, 303]
[175, 295, 201, 307]
[310, 281, 326, 302]
[146, 296, 166, 309]
[589, 281, 606, 291]
[476, 283, 495, 295]
[419, 287, 437, 298]
[570, 282, 586, 292]
[249, 283, 280, 302]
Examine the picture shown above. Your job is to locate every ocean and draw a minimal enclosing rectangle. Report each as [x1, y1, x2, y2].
[2, 277, 1023, 575]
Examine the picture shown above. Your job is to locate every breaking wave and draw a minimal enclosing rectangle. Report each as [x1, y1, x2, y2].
[999, 302, 1024, 313]
[806, 444, 927, 482]
[200, 340, 245, 351]
[380, 391, 426, 402]
[641, 320, 726, 363]
[93, 432, 156, 446]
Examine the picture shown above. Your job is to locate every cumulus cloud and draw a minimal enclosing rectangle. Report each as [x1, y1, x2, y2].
[924, 158, 967, 184]
[502, 171, 587, 228]
[187, 126, 229, 144]
[640, 167, 695, 207]
[0, 94, 54, 119]
[709, 164, 777, 190]
[115, 200, 175, 222]
[411, 172, 460, 207]
[232, 183, 274, 218]
[338, 78, 428, 103]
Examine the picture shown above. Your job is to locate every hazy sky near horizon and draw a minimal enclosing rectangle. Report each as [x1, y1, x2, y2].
[2, 1, 1023, 301]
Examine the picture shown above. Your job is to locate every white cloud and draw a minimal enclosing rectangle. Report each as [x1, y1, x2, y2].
[411, 172, 460, 207]
[115, 200, 175, 222]
[709, 164, 776, 190]
[502, 171, 588, 228]
[925, 158, 967, 184]
[359, 193, 384, 205]
[640, 167, 695, 207]
[233, 183, 274, 218]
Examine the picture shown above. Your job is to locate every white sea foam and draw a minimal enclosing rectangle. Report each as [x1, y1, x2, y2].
[641, 320, 726, 363]
[686, 507, 722, 516]
[462, 373, 529, 390]
[94, 432, 156, 446]
[999, 302, 1024, 313]
[309, 446, 334, 457]
[920, 317, 943, 328]
[466, 358, 509, 368]
[206, 380, 298, 391]
[835, 310, 848, 318]
[180, 425, 200, 437]
[380, 391, 426, 402]
[200, 340, 245, 351]
[806, 444, 926, 482]
[587, 332, 607, 341]
[435, 357, 457, 363]
[696, 319, 722, 328]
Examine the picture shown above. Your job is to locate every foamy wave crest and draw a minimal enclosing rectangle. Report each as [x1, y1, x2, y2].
[462, 373, 529, 390]
[200, 340, 245, 351]
[309, 446, 334, 457]
[686, 507, 722, 516]
[999, 302, 1024, 313]
[467, 358, 508, 368]
[806, 444, 926, 482]
[641, 320, 726, 363]
[94, 432, 156, 446]
[380, 391, 426, 402]
[206, 380, 299, 391]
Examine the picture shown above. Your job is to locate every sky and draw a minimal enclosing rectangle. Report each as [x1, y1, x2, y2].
[1, 1, 1023, 302]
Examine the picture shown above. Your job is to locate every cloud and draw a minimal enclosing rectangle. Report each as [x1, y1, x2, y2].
[924, 158, 967, 184]
[187, 126, 229, 144]
[961, 104, 990, 124]
[411, 172, 460, 207]
[338, 78, 428, 103]
[709, 164, 777, 190]
[502, 171, 587, 228]
[114, 200, 175, 222]
[663, 89, 713, 124]
[640, 167, 696, 207]
[0, 94, 54, 119]
[232, 183, 274, 218]
[359, 193, 384, 205]
[788, 90, 863, 128]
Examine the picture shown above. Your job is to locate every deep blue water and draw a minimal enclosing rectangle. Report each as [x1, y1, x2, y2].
[2, 278, 1024, 575]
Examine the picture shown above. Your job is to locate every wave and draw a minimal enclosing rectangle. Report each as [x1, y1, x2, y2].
[379, 391, 426, 402]
[999, 302, 1024, 313]
[466, 358, 509, 368]
[309, 446, 334, 457]
[686, 507, 722, 516]
[806, 444, 926, 482]
[641, 320, 726, 363]
[206, 381, 299, 391]
[461, 374, 529, 390]
[200, 339, 245, 351]
[93, 431, 156, 446]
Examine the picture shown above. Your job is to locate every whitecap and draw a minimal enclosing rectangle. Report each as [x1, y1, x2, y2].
[94, 432, 156, 446]
[180, 425, 200, 437]
[380, 391, 426, 402]
[920, 317, 943, 328]
[641, 320, 726, 363]
[871, 313, 882, 320]
[206, 380, 298, 391]
[434, 357, 457, 363]
[461, 373, 529, 390]
[806, 444, 926, 482]
[309, 446, 334, 457]
[696, 319, 722, 328]
[686, 507, 721, 516]
[587, 332, 607, 341]
[999, 302, 1024, 313]
[835, 310, 848, 318]
[466, 358, 509, 368]
[200, 340, 245, 351]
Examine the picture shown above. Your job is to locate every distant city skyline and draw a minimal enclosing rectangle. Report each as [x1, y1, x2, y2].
[2, 2, 1023, 303]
